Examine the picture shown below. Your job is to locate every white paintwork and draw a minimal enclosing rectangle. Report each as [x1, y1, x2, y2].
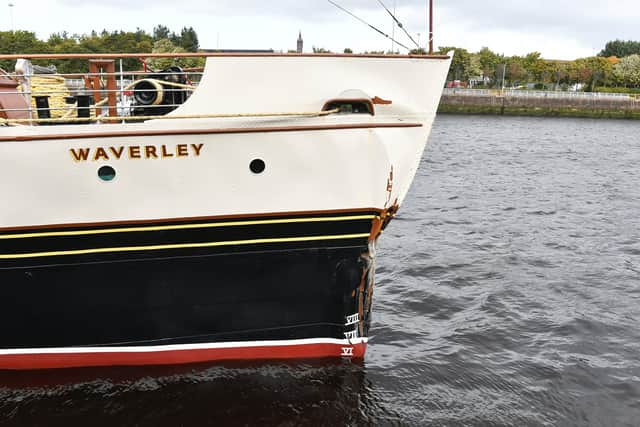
[0, 55, 452, 229]
[176, 56, 450, 116]
[0, 337, 368, 355]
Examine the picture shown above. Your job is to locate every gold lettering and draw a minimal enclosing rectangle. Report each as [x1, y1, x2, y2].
[94, 147, 109, 161]
[161, 145, 174, 158]
[109, 146, 125, 159]
[129, 146, 141, 159]
[145, 146, 158, 159]
[191, 143, 204, 156]
[177, 144, 189, 157]
[70, 145, 208, 162]
[70, 148, 90, 162]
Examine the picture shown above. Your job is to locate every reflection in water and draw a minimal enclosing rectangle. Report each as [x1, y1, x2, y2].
[3, 116, 640, 425]
[0, 359, 396, 426]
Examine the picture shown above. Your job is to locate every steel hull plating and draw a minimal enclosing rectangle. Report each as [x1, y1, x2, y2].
[0, 54, 453, 369]
[0, 211, 376, 370]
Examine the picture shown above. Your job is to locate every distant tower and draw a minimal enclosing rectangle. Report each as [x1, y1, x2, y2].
[297, 31, 303, 53]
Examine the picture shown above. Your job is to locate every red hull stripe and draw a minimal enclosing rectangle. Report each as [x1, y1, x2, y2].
[0, 340, 367, 370]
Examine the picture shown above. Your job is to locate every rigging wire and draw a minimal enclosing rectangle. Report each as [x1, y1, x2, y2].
[375, 0, 420, 49]
[326, 0, 411, 51]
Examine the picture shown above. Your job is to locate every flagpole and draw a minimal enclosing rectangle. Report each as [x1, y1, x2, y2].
[8, 2, 15, 32]
[391, 0, 396, 53]
[428, 0, 434, 54]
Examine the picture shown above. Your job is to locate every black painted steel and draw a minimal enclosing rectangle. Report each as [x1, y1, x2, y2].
[0, 238, 375, 350]
[0, 212, 376, 268]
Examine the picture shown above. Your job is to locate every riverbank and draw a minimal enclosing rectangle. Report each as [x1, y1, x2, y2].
[438, 89, 640, 119]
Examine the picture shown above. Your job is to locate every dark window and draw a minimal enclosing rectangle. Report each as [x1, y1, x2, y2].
[323, 100, 374, 115]
[98, 165, 116, 181]
[250, 159, 266, 174]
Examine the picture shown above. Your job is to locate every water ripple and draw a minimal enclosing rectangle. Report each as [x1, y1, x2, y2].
[3, 116, 640, 426]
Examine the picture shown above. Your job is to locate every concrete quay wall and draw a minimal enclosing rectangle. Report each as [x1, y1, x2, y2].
[438, 89, 640, 118]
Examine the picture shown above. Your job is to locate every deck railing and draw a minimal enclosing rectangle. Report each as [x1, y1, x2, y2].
[442, 88, 634, 100]
[0, 54, 209, 124]
[0, 52, 448, 125]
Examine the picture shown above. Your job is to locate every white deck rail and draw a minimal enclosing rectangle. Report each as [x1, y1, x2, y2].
[443, 88, 634, 100]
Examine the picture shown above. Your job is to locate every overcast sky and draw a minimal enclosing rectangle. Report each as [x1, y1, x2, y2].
[3, 0, 639, 59]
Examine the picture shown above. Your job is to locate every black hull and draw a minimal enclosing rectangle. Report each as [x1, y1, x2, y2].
[0, 210, 381, 369]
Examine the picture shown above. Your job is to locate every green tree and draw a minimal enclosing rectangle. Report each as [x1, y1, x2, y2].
[153, 25, 171, 41]
[438, 46, 472, 82]
[506, 56, 527, 86]
[522, 52, 548, 82]
[0, 31, 48, 70]
[468, 54, 482, 79]
[44, 32, 90, 73]
[549, 61, 570, 89]
[147, 39, 203, 70]
[613, 54, 640, 87]
[599, 40, 640, 58]
[0, 27, 201, 74]
[536, 61, 557, 87]
[568, 57, 613, 90]
[179, 27, 199, 52]
[137, 40, 153, 53]
[477, 47, 503, 85]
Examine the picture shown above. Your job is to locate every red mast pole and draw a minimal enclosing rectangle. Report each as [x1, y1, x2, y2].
[428, 0, 434, 54]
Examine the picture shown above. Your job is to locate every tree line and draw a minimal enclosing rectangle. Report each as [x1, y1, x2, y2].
[0, 25, 201, 73]
[433, 39, 640, 92]
[318, 39, 640, 92]
[3, 31, 640, 92]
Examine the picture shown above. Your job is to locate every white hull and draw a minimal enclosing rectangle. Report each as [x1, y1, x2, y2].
[1, 55, 452, 228]
[0, 53, 451, 369]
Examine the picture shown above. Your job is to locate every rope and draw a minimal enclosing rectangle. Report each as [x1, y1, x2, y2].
[143, 79, 196, 90]
[35, 78, 198, 121]
[4, 75, 328, 126]
[83, 78, 195, 109]
[0, 109, 341, 125]
[326, 0, 411, 51]
[375, 0, 420, 49]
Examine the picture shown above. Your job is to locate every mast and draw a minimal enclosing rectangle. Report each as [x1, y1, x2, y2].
[391, 0, 396, 53]
[428, 0, 434, 54]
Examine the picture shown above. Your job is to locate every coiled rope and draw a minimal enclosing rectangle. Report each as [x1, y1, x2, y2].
[0, 108, 340, 126]
[57, 78, 198, 120]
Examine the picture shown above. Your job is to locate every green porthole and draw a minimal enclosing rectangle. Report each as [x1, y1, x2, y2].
[98, 165, 116, 182]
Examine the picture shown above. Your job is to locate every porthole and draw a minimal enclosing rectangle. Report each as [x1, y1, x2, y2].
[98, 165, 116, 182]
[250, 159, 266, 174]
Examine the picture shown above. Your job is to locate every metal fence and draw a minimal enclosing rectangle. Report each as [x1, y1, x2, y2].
[442, 88, 633, 100]
[1, 67, 202, 123]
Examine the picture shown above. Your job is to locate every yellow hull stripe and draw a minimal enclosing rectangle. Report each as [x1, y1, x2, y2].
[0, 215, 377, 241]
[0, 233, 371, 260]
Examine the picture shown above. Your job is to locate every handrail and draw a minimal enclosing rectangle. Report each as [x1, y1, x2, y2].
[1, 52, 444, 125]
[0, 109, 341, 125]
[0, 52, 451, 60]
[1, 64, 201, 123]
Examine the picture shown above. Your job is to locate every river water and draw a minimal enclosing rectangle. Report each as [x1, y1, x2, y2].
[1, 115, 639, 426]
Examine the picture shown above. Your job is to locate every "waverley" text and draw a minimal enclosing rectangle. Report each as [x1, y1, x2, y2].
[70, 144, 204, 162]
